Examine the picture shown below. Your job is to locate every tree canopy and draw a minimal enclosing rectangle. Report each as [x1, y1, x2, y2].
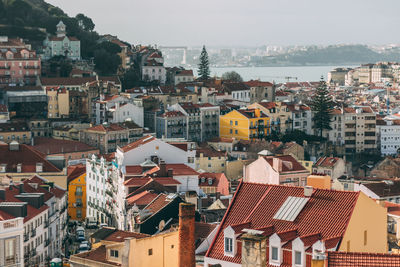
[311, 78, 334, 137]
[198, 45, 210, 81]
[221, 71, 243, 82]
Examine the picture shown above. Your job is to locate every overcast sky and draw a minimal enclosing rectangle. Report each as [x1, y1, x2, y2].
[47, 0, 400, 47]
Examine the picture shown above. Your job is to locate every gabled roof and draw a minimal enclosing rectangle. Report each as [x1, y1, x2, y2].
[33, 137, 97, 155]
[362, 181, 400, 198]
[314, 156, 342, 168]
[120, 135, 156, 153]
[206, 183, 359, 264]
[244, 80, 273, 87]
[0, 144, 61, 173]
[263, 155, 307, 173]
[103, 230, 149, 242]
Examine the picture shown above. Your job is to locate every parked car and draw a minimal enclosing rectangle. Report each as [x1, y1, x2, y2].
[99, 223, 108, 228]
[76, 226, 85, 242]
[81, 240, 91, 249]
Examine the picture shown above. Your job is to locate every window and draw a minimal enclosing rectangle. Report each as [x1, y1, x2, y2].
[271, 246, 278, 261]
[235, 130, 238, 134]
[295, 251, 302, 265]
[235, 121, 238, 126]
[110, 250, 119, 258]
[148, 248, 153, 255]
[5, 238, 16, 265]
[225, 237, 233, 253]
[364, 230, 367, 246]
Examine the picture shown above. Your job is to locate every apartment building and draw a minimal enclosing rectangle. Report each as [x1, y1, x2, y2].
[0, 37, 41, 86]
[244, 80, 275, 103]
[247, 101, 291, 133]
[343, 107, 377, 154]
[378, 119, 400, 156]
[0, 217, 24, 267]
[219, 108, 270, 140]
[79, 122, 143, 154]
[285, 103, 312, 135]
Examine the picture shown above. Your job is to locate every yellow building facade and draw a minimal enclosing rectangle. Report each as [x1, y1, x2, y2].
[219, 108, 270, 141]
[68, 172, 86, 221]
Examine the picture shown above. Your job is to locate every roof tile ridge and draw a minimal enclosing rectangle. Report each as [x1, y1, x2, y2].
[243, 186, 273, 223]
[24, 145, 61, 172]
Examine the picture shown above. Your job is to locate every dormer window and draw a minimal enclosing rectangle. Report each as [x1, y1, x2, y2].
[0, 164, 6, 173]
[225, 237, 233, 253]
[36, 163, 43, 173]
[269, 233, 282, 266]
[17, 164, 22, 173]
[292, 237, 305, 267]
[223, 226, 236, 257]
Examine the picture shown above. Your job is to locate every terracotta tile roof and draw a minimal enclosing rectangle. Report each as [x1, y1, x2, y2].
[206, 183, 359, 264]
[314, 156, 341, 168]
[258, 102, 277, 109]
[86, 123, 126, 132]
[73, 245, 121, 266]
[48, 36, 79, 41]
[40, 77, 96, 86]
[104, 230, 149, 242]
[159, 111, 185, 117]
[208, 137, 235, 143]
[0, 144, 61, 173]
[198, 173, 225, 187]
[164, 164, 199, 176]
[120, 135, 156, 153]
[124, 177, 180, 187]
[236, 109, 268, 118]
[244, 80, 273, 87]
[362, 181, 400, 198]
[196, 146, 226, 158]
[327, 251, 400, 267]
[126, 190, 159, 206]
[33, 137, 98, 155]
[263, 155, 307, 173]
[142, 193, 177, 219]
[176, 70, 193, 76]
[167, 142, 190, 151]
[223, 82, 250, 92]
[0, 121, 29, 132]
[67, 165, 86, 183]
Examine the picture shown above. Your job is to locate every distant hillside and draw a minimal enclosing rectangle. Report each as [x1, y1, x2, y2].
[0, 0, 99, 58]
[250, 45, 400, 66]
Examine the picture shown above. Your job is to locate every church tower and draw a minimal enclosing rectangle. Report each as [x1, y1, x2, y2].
[56, 21, 66, 37]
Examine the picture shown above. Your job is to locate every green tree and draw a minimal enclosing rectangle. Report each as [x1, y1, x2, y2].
[198, 45, 210, 81]
[311, 77, 334, 137]
[94, 49, 121, 76]
[75, 13, 95, 31]
[221, 71, 243, 82]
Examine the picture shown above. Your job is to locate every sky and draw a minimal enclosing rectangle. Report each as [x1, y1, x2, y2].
[47, 0, 400, 47]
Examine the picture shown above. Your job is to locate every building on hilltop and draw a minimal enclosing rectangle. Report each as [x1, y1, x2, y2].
[43, 21, 81, 60]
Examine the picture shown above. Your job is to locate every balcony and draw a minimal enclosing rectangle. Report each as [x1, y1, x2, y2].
[108, 139, 116, 143]
[44, 220, 49, 228]
[24, 233, 29, 242]
[75, 191, 83, 196]
[31, 229, 36, 238]
[24, 65, 40, 69]
[45, 239, 50, 247]
[0, 65, 10, 69]
[120, 138, 128, 142]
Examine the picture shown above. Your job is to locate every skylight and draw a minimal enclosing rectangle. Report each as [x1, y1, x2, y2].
[273, 196, 309, 222]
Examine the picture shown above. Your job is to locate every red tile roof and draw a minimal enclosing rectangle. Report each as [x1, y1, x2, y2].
[73, 245, 120, 266]
[263, 155, 307, 173]
[206, 183, 359, 264]
[120, 135, 156, 153]
[258, 102, 277, 109]
[0, 144, 61, 173]
[314, 156, 342, 168]
[164, 164, 198, 176]
[124, 177, 180, 187]
[104, 230, 149, 242]
[198, 173, 225, 187]
[126, 190, 159, 206]
[67, 165, 86, 183]
[33, 137, 98, 155]
[167, 142, 190, 152]
[244, 80, 273, 87]
[327, 251, 400, 267]
[86, 123, 126, 132]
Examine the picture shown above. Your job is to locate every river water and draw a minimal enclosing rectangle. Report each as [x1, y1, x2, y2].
[195, 65, 357, 83]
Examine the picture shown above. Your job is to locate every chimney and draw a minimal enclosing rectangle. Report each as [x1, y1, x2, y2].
[160, 160, 167, 176]
[273, 157, 282, 172]
[178, 203, 195, 267]
[304, 186, 313, 197]
[241, 231, 267, 267]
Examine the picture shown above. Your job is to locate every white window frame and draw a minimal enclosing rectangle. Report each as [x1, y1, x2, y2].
[269, 233, 282, 266]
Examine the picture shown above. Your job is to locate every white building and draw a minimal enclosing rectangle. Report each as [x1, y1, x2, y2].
[285, 103, 312, 135]
[379, 119, 400, 156]
[115, 135, 196, 170]
[142, 52, 166, 84]
[0, 217, 24, 267]
[93, 95, 144, 127]
[43, 21, 81, 60]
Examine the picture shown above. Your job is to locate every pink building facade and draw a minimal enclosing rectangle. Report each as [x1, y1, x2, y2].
[0, 48, 41, 86]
